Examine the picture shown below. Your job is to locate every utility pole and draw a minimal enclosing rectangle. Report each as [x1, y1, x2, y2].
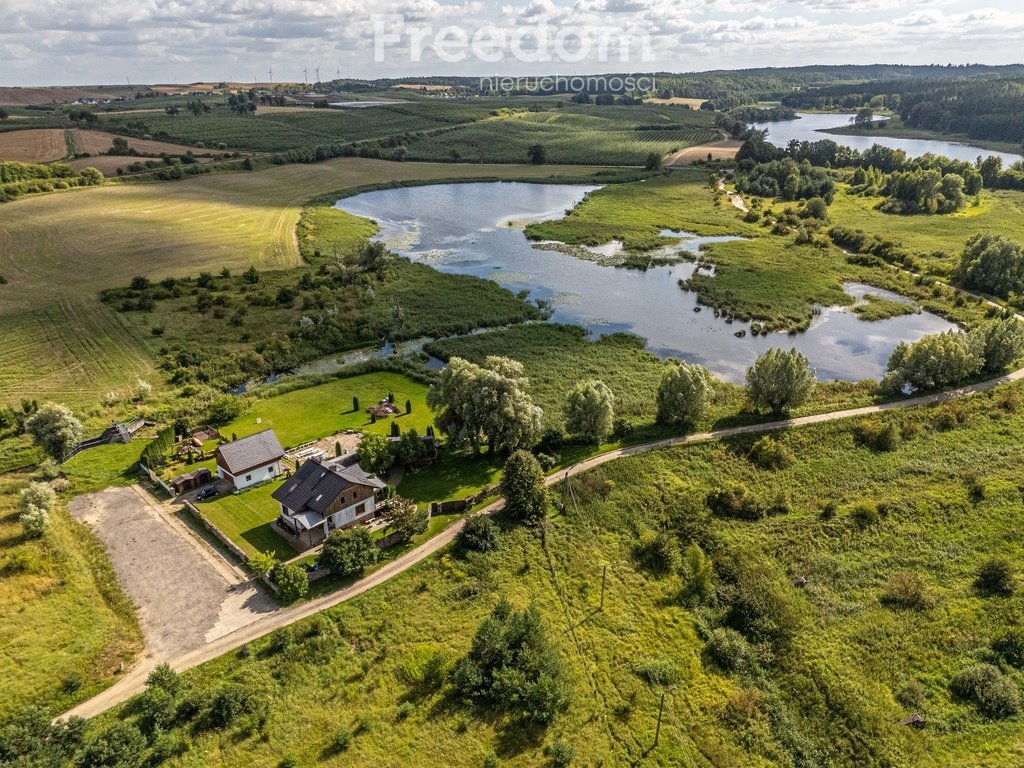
[654, 689, 667, 748]
[600, 564, 608, 610]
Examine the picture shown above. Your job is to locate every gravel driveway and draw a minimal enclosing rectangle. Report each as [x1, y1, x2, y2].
[69, 485, 276, 661]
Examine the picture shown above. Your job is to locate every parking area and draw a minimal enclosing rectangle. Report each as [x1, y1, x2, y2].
[70, 485, 276, 661]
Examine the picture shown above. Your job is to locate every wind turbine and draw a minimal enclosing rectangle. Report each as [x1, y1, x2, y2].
[303, 66, 308, 86]
[314, 63, 320, 83]
[336, 66, 342, 80]
[267, 65, 273, 85]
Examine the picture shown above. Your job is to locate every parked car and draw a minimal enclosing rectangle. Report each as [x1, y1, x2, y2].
[195, 485, 219, 501]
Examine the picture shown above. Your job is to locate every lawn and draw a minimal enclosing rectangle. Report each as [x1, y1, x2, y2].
[221, 371, 434, 448]
[196, 482, 294, 561]
[0, 473, 141, 718]
[90, 380, 1024, 767]
[0, 157, 604, 406]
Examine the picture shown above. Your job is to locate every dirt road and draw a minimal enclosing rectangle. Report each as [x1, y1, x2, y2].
[60, 361, 1024, 721]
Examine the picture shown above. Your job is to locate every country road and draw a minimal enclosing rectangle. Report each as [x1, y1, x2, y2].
[59, 361, 1024, 721]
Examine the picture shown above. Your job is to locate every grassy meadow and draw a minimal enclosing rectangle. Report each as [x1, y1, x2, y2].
[0, 158, 603, 406]
[828, 185, 1024, 276]
[91, 381, 1024, 767]
[0, 473, 142, 718]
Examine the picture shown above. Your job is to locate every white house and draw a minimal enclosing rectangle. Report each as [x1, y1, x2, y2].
[214, 429, 285, 491]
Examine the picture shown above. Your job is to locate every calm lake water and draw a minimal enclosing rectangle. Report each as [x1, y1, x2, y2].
[336, 182, 958, 383]
[751, 112, 1024, 166]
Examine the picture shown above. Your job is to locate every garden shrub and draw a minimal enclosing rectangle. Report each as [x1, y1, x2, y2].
[457, 516, 500, 555]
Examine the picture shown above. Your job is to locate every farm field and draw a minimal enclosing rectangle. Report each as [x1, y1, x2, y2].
[0, 473, 142, 718]
[0, 127, 68, 162]
[90, 380, 1024, 767]
[666, 138, 742, 165]
[0, 158, 602, 406]
[69, 129, 209, 157]
[96, 101, 493, 152]
[221, 372, 433, 447]
[404, 106, 721, 165]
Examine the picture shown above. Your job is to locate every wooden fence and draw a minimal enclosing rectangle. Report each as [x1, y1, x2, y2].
[429, 484, 500, 516]
[139, 463, 174, 497]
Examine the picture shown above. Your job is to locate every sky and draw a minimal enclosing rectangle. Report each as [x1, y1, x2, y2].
[1, 0, 1022, 86]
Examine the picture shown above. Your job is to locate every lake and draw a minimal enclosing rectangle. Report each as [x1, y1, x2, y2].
[751, 112, 1024, 166]
[335, 182, 958, 383]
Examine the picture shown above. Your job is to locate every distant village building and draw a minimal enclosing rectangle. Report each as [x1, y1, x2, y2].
[214, 429, 285, 491]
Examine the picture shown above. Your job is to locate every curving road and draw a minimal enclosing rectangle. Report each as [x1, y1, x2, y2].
[59, 361, 1024, 722]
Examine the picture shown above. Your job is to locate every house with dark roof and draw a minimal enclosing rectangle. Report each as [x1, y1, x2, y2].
[272, 457, 386, 544]
[214, 429, 286, 491]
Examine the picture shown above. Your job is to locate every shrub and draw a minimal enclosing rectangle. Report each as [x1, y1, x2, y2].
[19, 504, 49, 538]
[146, 663, 181, 696]
[320, 527, 377, 576]
[706, 486, 763, 521]
[975, 557, 1015, 596]
[881, 572, 932, 610]
[400, 645, 451, 691]
[329, 727, 353, 753]
[882, 332, 981, 394]
[270, 562, 309, 603]
[137, 685, 177, 736]
[546, 738, 575, 767]
[630, 657, 681, 687]
[748, 436, 793, 469]
[854, 418, 902, 451]
[850, 502, 880, 528]
[563, 379, 615, 443]
[992, 628, 1024, 668]
[706, 627, 754, 672]
[633, 530, 681, 577]
[247, 550, 277, 576]
[950, 664, 1020, 718]
[458, 516, 500, 554]
[208, 684, 265, 728]
[78, 722, 147, 768]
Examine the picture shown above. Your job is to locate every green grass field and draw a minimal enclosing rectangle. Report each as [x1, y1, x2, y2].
[222, 371, 433, 447]
[0, 158, 603, 406]
[0, 474, 141, 718]
[196, 483, 294, 561]
[404, 106, 721, 165]
[90, 381, 1024, 767]
[828, 185, 1024, 276]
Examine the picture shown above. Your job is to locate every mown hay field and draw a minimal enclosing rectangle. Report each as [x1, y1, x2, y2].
[69, 129, 208, 157]
[0, 128, 67, 162]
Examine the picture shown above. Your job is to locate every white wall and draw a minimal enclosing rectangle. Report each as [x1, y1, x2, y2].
[329, 497, 375, 529]
[231, 459, 283, 491]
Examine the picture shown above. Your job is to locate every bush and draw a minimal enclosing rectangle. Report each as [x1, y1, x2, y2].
[19, 504, 49, 538]
[320, 527, 377, 576]
[881, 572, 932, 610]
[975, 557, 1015, 596]
[546, 738, 575, 767]
[748, 436, 793, 469]
[633, 530, 681, 577]
[208, 684, 265, 728]
[137, 685, 176, 737]
[992, 628, 1024, 668]
[705, 627, 754, 672]
[706, 486, 763, 521]
[630, 656, 681, 687]
[78, 722, 147, 768]
[146, 663, 181, 697]
[850, 502, 880, 528]
[400, 645, 451, 691]
[950, 664, 1020, 718]
[328, 727, 353, 753]
[882, 332, 981, 394]
[563, 379, 615, 443]
[270, 562, 309, 603]
[854, 418, 902, 452]
[458, 516, 500, 554]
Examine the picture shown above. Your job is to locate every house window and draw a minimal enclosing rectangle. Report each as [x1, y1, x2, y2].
[245, 474, 252, 482]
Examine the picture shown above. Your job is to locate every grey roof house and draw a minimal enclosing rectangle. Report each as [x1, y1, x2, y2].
[214, 429, 286, 491]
